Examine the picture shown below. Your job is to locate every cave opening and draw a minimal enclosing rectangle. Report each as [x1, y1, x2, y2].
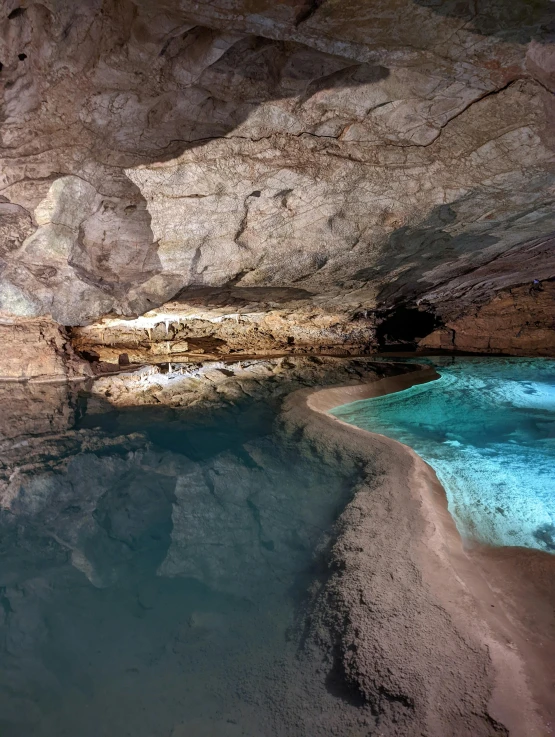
[376, 306, 440, 351]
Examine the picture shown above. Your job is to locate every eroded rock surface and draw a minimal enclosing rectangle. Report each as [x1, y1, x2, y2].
[420, 280, 555, 355]
[71, 286, 377, 365]
[284, 379, 554, 736]
[0, 318, 91, 380]
[0, 0, 553, 354]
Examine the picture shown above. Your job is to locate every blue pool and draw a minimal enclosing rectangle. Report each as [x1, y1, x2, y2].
[330, 358, 555, 553]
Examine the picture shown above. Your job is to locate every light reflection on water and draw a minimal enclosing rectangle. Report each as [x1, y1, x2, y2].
[331, 358, 555, 553]
[0, 389, 358, 737]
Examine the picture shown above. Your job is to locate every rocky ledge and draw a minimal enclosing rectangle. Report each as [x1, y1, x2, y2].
[0, 0, 553, 359]
[283, 373, 555, 736]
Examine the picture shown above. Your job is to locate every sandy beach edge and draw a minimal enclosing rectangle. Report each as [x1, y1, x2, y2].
[280, 366, 552, 737]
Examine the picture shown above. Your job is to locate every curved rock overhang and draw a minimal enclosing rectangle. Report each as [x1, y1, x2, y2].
[0, 0, 554, 363]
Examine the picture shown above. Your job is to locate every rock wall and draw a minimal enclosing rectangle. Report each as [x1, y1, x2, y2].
[0, 0, 553, 353]
[0, 318, 91, 380]
[420, 280, 555, 355]
[70, 286, 377, 365]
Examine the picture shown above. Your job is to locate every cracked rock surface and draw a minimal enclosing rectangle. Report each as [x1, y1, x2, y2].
[0, 0, 553, 352]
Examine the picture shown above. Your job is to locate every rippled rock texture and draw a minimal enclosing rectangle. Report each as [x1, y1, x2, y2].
[0, 0, 554, 358]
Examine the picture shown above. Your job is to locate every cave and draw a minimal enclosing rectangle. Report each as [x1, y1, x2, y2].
[376, 306, 440, 351]
[0, 0, 554, 735]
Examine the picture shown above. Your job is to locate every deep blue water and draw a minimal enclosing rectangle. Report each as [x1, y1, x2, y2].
[331, 358, 555, 553]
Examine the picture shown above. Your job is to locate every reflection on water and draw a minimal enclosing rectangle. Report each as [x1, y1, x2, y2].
[0, 381, 359, 737]
[331, 358, 555, 552]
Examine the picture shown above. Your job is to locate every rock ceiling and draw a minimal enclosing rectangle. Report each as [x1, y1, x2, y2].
[0, 0, 553, 343]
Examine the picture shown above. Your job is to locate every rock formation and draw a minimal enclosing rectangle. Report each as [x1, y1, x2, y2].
[0, 318, 91, 380]
[0, 0, 554, 367]
[0, 357, 410, 736]
[1, 4, 554, 732]
[286, 376, 554, 736]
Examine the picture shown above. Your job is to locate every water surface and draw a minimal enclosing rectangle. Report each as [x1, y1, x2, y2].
[331, 358, 555, 553]
[0, 382, 362, 737]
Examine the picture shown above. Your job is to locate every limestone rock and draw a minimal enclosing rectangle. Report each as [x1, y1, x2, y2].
[71, 286, 377, 364]
[419, 280, 555, 355]
[0, 0, 553, 343]
[0, 318, 92, 380]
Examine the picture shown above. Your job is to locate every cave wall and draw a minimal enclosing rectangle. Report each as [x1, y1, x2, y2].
[0, 319, 91, 380]
[0, 0, 554, 355]
[420, 279, 555, 355]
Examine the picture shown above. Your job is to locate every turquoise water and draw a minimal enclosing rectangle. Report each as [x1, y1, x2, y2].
[331, 358, 555, 553]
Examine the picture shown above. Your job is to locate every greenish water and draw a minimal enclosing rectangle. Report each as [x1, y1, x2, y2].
[331, 358, 555, 553]
[0, 386, 363, 737]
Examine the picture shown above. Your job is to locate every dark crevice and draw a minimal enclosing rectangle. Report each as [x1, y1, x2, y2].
[159, 38, 172, 56]
[224, 268, 255, 287]
[295, 0, 327, 26]
[8, 7, 26, 19]
[79, 349, 100, 363]
[234, 197, 252, 249]
[376, 305, 441, 351]
[324, 661, 367, 707]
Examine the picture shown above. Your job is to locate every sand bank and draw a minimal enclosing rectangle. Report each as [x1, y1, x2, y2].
[281, 367, 554, 737]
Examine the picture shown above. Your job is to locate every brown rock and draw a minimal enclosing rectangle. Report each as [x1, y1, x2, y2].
[0, 319, 92, 380]
[419, 281, 555, 356]
[0, 0, 553, 335]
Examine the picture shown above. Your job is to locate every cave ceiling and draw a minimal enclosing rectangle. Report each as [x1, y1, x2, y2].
[0, 0, 553, 326]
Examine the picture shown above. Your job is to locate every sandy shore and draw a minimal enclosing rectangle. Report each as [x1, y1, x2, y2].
[281, 367, 555, 737]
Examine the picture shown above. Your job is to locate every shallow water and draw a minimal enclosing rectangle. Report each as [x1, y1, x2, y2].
[331, 358, 555, 553]
[0, 383, 361, 737]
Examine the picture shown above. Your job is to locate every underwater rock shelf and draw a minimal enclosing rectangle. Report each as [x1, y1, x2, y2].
[330, 358, 555, 553]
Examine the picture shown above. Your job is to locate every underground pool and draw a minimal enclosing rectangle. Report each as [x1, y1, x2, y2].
[330, 357, 555, 553]
[0, 381, 368, 737]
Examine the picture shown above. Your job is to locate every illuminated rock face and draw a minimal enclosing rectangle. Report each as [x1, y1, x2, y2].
[0, 319, 91, 380]
[0, 0, 554, 355]
[420, 280, 555, 356]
